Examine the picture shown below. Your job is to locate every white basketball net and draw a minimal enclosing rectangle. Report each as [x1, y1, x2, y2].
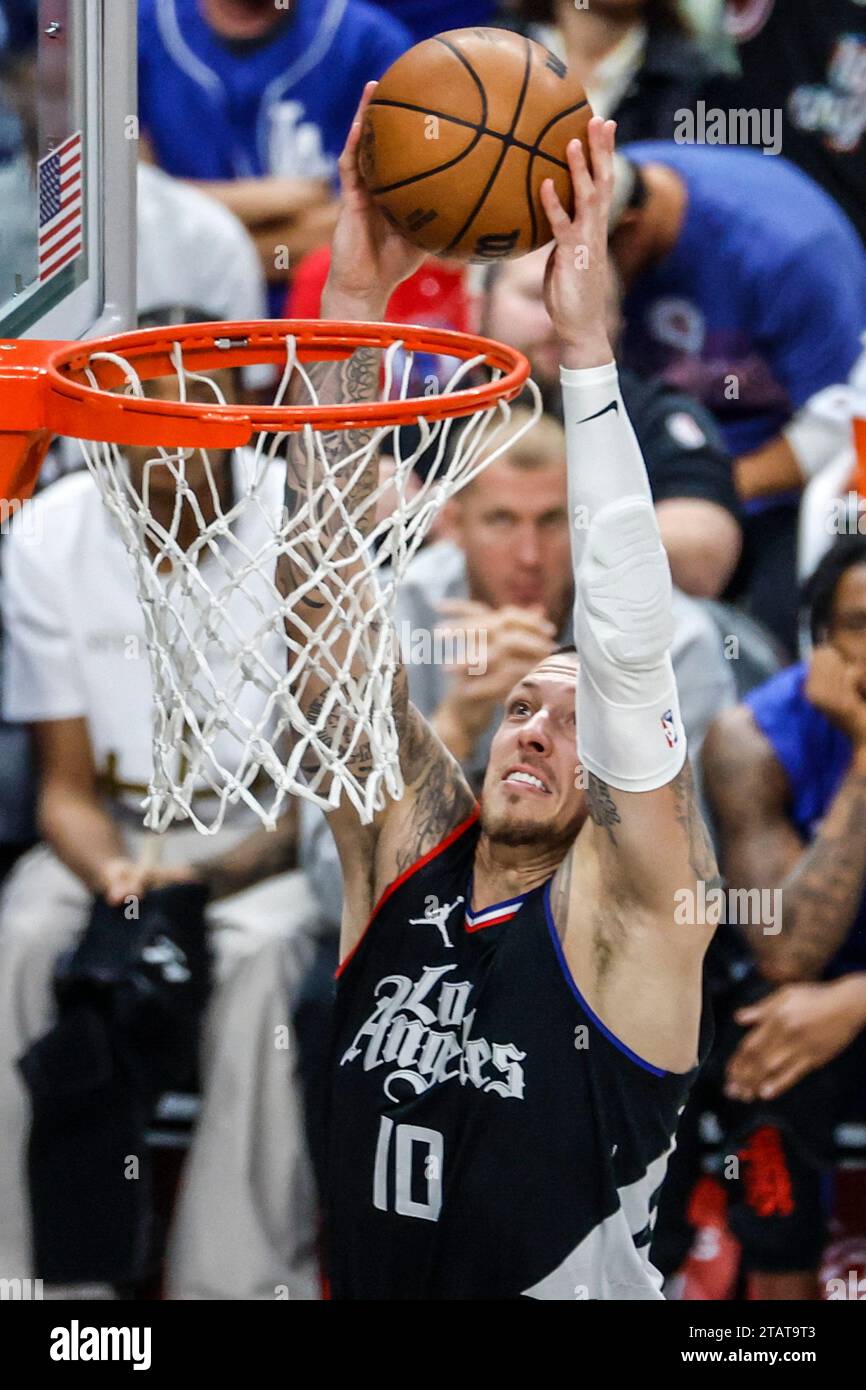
[77, 331, 540, 833]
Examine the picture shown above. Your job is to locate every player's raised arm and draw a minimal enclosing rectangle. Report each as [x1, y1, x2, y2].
[539, 121, 720, 921]
[278, 85, 474, 937]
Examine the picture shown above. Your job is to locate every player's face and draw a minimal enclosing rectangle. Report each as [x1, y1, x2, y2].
[481, 654, 587, 847]
[453, 457, 572, 627]
[484, 250, 623, 397]
[485, 249, 561, 394]
[829, 563, 866, 694]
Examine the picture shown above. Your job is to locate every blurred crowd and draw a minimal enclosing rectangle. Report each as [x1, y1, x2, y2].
[1, 0, 866, 1301]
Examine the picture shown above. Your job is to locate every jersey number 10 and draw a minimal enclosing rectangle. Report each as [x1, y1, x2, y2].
[373, 1116, 443, 1222]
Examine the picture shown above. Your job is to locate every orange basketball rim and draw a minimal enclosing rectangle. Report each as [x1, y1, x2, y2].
[0, 319, 531, 504]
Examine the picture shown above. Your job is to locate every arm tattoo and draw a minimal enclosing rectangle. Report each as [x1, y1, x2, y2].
[300, 691, 375, 781]
[586, 774, 621, 846]
[281, 348, 381, 589]
[706, 714, 866, 977]
[393, 702, 475, 875]
[778, 769, 866, 978]
[279, 345, 395, 791]
[284, 348, 379, 528]
[279, 345, 473, 854]
[670, 760, 722, 889]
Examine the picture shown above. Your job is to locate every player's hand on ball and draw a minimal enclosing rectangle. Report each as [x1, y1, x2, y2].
[540, 116, 616, 369]
[323, 82, 428, 322]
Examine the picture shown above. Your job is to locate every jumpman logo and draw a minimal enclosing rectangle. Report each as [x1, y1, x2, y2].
[408, 896, 464, 949]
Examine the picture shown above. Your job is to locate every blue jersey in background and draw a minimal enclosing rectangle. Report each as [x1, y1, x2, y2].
[745, 661, 866, 978]
[375, 1, 497, 42]
[138, 0, 410, 182]
[621, 142, 866, 460]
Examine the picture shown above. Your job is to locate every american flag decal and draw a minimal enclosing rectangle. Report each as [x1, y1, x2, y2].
[38, 132, 84, 284]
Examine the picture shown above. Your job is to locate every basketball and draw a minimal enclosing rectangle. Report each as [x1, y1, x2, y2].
[359, 27, 593, 263]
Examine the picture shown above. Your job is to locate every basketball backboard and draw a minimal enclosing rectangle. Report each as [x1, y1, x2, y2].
[0, 0, 136, 343]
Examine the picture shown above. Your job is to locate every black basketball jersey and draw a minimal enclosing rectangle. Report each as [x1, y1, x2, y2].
[327, 810, 710, 1300]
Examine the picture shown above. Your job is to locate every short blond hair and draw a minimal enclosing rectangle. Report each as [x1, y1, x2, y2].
[458, 408, 565, 495]
[499, 407, 565, 470]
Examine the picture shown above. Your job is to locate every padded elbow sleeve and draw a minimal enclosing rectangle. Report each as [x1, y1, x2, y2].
[576, 497, 687, 793]
[561, 361, 687, 791]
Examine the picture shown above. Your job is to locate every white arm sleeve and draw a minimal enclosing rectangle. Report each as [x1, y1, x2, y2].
[561, 361, 687, 793]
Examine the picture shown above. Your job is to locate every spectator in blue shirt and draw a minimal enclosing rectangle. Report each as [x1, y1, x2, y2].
[611, 141, 866, 651]
[699, 533, 866, 1299]
[375, 1, 497, 41]
[138, 0, 410, 310]
[375, 1, 497, 42]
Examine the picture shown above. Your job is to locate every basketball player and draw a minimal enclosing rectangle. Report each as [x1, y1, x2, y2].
[283, 90, 719, 1298]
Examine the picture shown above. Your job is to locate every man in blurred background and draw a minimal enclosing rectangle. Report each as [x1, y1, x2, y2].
[710, 0, 866, 246]
[609, 140, 866, 651]
[400, 406, 736, 792]
[137, 0, 410, 309]
[700, 534, 866, 1298]
[510, 0, 725, 142]
[481, 245, 744, 600]
[0, 328, 319, 1299]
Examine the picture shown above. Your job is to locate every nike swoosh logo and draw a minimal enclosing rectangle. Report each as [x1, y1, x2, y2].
[576, 399, 619, 424]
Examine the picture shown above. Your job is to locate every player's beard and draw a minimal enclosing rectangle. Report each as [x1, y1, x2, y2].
[480, 799, 584, 851]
